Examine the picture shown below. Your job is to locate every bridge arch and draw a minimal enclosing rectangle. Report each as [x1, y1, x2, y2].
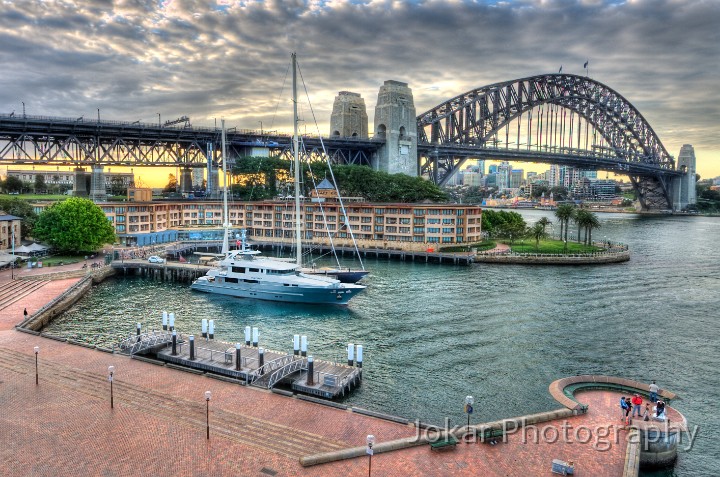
[416, 74, 678, 209]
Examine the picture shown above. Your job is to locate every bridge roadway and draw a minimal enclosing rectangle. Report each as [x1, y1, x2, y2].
[0, 114, 679, 179]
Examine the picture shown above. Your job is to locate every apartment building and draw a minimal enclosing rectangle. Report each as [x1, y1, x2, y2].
[95, 200, 483, 248]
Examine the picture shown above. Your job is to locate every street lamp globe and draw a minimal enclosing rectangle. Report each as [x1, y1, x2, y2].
[366, 434, 375, 447]
[465, 395, 474, 406]
[108, 365, 115, 375]
[205, 390, 212, 401]
[34, 346, 39, 354]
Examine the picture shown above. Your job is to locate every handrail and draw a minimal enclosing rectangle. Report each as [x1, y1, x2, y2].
[247, 354, 297, 384]
[117, 330, 176, 355]
[266, 358, 308, 389]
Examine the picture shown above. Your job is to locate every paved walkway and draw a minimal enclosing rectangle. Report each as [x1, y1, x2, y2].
[0, 270, 677, 476]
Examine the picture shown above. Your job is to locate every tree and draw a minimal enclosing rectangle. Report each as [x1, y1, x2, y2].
[163, 174, 178, 194]
[0, 197, 38, 238]
[34, 174, 46, 193]
[537, 216, 552, 236]
[554, 203, 575, 249]
[481, 210, 526, 239]
[529, 222, 547, 250]
[2, 176, 23, 193]
[33, 197, 115, 253]
[584, 211, 601, 245]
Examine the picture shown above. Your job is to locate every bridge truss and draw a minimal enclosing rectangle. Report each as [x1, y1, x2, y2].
[416, 74, 682, 209]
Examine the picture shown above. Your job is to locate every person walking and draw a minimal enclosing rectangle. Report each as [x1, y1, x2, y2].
[23, 308, 28, 318]
[631, 394, 643, 417]
[620, 396, 629, 421]
[649, 381, 659, 403]
[643, 403, 651, 421]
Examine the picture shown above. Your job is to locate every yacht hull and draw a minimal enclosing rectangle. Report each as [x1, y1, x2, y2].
[190, 279, 364, 305]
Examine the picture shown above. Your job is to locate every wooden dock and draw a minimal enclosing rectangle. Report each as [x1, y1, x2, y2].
[154, 337, 362, 399]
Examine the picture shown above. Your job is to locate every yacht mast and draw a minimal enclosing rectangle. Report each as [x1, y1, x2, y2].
[292, 52, 302, 267]
[221, 119, 230, 255]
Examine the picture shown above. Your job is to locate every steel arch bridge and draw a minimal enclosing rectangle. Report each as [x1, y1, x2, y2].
[416, 74, 682, 210]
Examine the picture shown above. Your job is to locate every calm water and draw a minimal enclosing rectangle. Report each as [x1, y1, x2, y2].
[46, 210, 720, 476]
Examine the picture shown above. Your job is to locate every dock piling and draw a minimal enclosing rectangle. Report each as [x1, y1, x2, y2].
[235, 343, 241, 370]
[356, 344, 363, 368]
[347, 343, 354, 366]
[162, 311, 168, 331]
[189, 335, 195, 360]
[201, 319, 208, 339]
[252, 327, 259, 347]
[245, 326, 251, 346]
[209, 320, 215, 340]
[307, 356, 314, 385]
[293, 334, 300, 356]
[301, 335, 307, 357]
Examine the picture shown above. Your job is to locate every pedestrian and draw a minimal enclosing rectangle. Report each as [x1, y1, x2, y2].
[649, 381, 659, 403]
[631, 394, 643, 417]
[643, 403, 651, 421]
[624, 397, 632, 425]
[23, 308, 28, 318]
[656, 400, 666, 419]
[620, 396, 628, 421]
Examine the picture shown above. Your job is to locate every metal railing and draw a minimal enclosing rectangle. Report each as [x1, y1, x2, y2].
[117, 330, 176, 355]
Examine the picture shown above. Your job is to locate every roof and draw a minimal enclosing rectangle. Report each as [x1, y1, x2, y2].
[315, 178, 335, 190]
[0, 214, 22, 221]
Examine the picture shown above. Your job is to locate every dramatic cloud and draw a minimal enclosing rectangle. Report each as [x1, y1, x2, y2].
[1, 0, 718, 175]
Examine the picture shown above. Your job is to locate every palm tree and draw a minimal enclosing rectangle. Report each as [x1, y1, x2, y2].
[554, 204, 575, 250]
[530, 222, 546, 250]
[574, 209, 591, 244]
[537, 216, 552, 236]
[585, 212, 601, 245]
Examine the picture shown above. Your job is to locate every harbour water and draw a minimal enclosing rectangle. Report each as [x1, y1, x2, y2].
[45, 210, 720, 476]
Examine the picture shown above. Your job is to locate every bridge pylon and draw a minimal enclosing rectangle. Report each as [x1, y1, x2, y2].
[373, 80, 418, 176]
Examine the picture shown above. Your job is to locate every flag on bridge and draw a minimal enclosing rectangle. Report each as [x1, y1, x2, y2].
[558, 65, 563, 73]
[179, 255, 187, 263]
[584, 60, 589, 68]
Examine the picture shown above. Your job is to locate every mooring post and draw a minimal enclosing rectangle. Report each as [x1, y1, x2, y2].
[162, 311, 168, 331]
[201, 319, 208, 339]
[307, 356, 314, 385]
[252, 327, 259, 347]
[293, 334, 300, 356]
[258, 348, 264, 374]
[245, 326, 251, 346]
[209, 319, 215, 340]
[169, 312, 175, 331]
[301, 335, 307, 357]
[171, 330, 177, 355]
[356, 344, 363, 368]
[189, 335, 195, 360]
[235, 343, 242, 371]
[136, 322, 141, 342]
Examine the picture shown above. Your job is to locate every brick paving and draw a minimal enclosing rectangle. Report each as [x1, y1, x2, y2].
[0, 269, 678, 476]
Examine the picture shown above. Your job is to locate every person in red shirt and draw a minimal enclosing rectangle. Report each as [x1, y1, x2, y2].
[631, 393, 643, 417]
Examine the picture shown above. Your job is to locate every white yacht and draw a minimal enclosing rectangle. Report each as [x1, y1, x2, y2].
[191, 232, 365, 305]
[191, 53, 366, 305]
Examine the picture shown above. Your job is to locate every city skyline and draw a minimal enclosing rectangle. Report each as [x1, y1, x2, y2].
[1, 0, 718, 186]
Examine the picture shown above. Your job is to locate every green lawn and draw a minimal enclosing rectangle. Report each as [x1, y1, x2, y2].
[440, 240, 496, 253]
[0, 193, 68, 200]
[26, 255, 87, 266]
[507, 239, 602, 254]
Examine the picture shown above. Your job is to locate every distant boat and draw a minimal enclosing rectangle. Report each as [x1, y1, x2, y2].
[190, 54, 366, 305]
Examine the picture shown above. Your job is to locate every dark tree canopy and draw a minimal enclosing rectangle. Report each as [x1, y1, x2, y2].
[0, 197, 38, 238]
[33, 198, 115, 253]
[230, 158, 447, 203]
[481, 210, 527, 238]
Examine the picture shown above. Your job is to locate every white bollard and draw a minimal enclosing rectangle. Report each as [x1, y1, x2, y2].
[356, 344, 363, 368]
[244, 326, 251, 346]
[300, 335, 308, 357]
[293, 335, 300, 356]
[208, 319, 215, 340]
[347, 343, 355, 366]
[169, 312, 175, 331]
[162, 311, 168, 330]
[252, 327, 259, 347]
[201, 319, 208, 338]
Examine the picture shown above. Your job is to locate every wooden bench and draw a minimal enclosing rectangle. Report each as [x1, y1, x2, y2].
[429, 435, 458, 451]
[477, 427, 505, 444]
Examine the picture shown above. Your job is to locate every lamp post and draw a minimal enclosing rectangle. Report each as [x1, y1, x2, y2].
[366, 434, 375, 477]
[22, 101, 25, 117]
[108, 365, 115, 408]
[205, 390, 212, 439]
[34, 346, 39, 385]
[465, 395, 474, 437]
[158, 113, 161, 127]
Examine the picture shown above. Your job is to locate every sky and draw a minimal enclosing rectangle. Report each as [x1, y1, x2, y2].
[0, 0, 718, 187]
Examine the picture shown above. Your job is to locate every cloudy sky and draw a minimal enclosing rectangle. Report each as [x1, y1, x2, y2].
[1, 0, 718, 183]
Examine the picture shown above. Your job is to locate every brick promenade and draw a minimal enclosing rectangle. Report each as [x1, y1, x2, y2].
[0, 266, 652, 476]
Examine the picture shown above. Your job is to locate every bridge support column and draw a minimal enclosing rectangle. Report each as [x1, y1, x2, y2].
[73, 167, 88, 196]
[373, 80, 418, 176]
[89, 165, 107, 202]
[671, 144, 697, 212]
[179, 167, 193, 194]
